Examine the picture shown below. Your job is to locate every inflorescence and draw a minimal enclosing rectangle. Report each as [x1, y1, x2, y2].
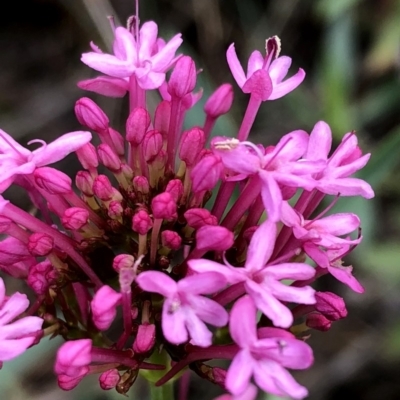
[0, 4, 374, 400]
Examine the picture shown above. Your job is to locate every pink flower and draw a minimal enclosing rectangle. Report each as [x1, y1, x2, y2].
[214, 385, 258, 400]
[0, 129, 92, 193]
[227, 37, 305, 100]
[55, 339, 92, 378]
[189, 220, 316, 328]
[226, 296, 312, 399]
[0, 277, 43, 361]
[136, 271, 228, 347]
[304, 121, 374, 199]
[81, 22, 183, 90]
[211, 132, 322, 222]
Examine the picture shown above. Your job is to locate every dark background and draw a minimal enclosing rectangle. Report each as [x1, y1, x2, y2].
[1, 1, 400, 399]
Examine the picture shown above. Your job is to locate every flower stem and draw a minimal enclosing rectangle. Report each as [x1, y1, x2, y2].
[150, 382, 174, 400]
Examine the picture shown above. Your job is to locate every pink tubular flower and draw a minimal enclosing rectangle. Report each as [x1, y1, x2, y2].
[226, 296, 312, 399]
[91, 286, 122, 330]
[189, 220, 316, 328]
[0, 277, 43, 361]
[136, 271, 228, 347]
[211, 132, 322, 222]
[0, 129, 92, 193]
[81, 22, 183, 89]
[305, 121, 374, 199]
[55, 339, 92, 378]
[227, 37, 305, 100]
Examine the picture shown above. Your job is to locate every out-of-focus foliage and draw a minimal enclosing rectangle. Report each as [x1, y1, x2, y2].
[1, 0, 400, 399]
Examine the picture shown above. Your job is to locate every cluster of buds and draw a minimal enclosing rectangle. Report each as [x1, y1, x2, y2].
[0, 4, 373, 400]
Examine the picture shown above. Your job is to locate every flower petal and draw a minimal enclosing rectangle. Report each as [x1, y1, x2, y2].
[327, 265, 364, 293]
[225, 349, 254, 395]
[178, 272, 227, 295]
[269, 68, 305, 100]
[190, 295, 228, 327]
[259, 170, 282, 223]
[306, 121, 332, 161]
[226, 44, 246, 88]
[136, 271, 176, 298]
[268, 56, 292, 84]
[161, 301, 187, 344]
[184, 310, 213, 347]
[230, 295, 258, 347]
[78, 76, 129, 97]
[0, 337, 35, 361]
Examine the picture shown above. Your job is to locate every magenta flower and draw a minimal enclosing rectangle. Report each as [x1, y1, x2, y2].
[81, 22, 183, 90]
[211, 131, 322, 221]
[305, 121, 374, 199]
[226, 296, 312, 399]
[0, 277, 43, 361]
[136, 271, 228, 347]
[189, 220, 316, 328]
[227, 38, 305, 100]
[0, 129, 92, 193]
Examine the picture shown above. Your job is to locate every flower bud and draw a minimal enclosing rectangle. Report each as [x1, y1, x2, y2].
[34, 167, 72, 194]
[132, 210, 153, 235]
[165, 179, 183, 203]
[151, 192, 177, 220]
[154, 100, 170, 138]
[27, 233, 54, 256]
[75, 171, 94, 196]
[108, 201, 123, 219]
[91, 286, 122, 330]
[126, 107, 151, 145]
[99, 369, 120, 390]
[133, 176, 149, 194]
[113, 254, 134, 272]
[27, 260, 57, 295]
[314, 292, 347, 321]
[62, 207, 89, 230]
[75, 142, 99, 171]
[204, 84, 234, 118]
[55, 339, 92, 377]
[191, 154, 224, 193]
[108, 128, 125, 156]
[196, 225, 234, 252]
[98, 144, 122, 172]
[132, 324, 156, 353]
[93, 175, 113, 200]
[168, 56, 196, 98]
[306, 313, 331, 332]
[75, 97, 109, 132]
[142, 130, 163, 163]
[161, 230, 182, 250]
[184, 208, 217, 229]
[179, 127, 205, 167]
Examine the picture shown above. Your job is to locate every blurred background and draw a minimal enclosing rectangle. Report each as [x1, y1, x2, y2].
[1, 0, 400, 399]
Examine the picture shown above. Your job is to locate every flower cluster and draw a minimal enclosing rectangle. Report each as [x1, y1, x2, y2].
[0, 5, 373, 400]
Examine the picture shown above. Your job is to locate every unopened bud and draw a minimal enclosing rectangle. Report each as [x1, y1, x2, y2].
[165, 179, 183, 203]
[113, 254, 134, 272]
[168, 56, 196, 98]
[27, 233, 54, 256]
[98, 144, 122, 172]
[196, 225, 234, 252]
[315, 292, 348, 321]
[151, 192, 177, 220]
[126, 107, 150, 145]
[133, 324, 156, 353]
[34, 167, 72, 194]
[75, 97, 109, 132]
[76, 142, 99, 170]
[184, 208, 217, 229]
[142, 130, 163, 163]
[204, 84, 234, 118]
[99, 369, 120, 390]
[306, 313, 332, 332]
[161, 230, 182, 250]
[62, 207, 89, 230]
[179, 127, 205, 167]
[76, 171, 94, 196]
[93, 175, 113, 200]
[132, 210, 153, 235]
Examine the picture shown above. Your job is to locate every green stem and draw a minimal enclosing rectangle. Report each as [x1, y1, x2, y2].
[150, 382, 174, 400]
